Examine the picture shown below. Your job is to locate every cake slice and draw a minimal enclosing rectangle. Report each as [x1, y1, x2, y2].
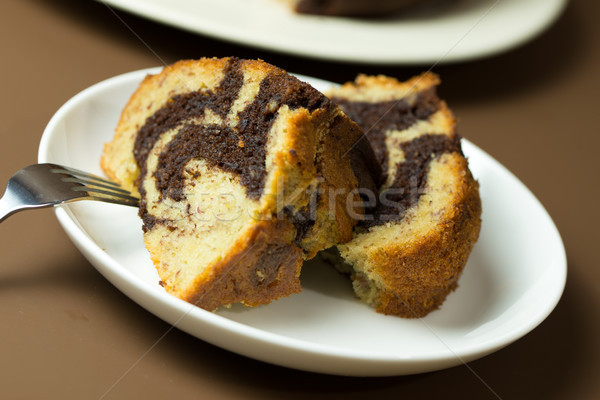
[326, 73, 482, 317]
[101, 57, 379, 311]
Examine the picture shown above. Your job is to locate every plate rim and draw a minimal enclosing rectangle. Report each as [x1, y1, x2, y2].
[98, 0, 568, 65]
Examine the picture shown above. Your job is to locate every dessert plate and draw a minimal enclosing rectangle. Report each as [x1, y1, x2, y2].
[98, 0, 567, 64]
[38, 68, 566, 376]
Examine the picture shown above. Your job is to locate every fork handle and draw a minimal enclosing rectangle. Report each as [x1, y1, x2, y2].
[0, 191, 23, 222]
[0, 190, 49, 223]
[0, 193, 16, 222]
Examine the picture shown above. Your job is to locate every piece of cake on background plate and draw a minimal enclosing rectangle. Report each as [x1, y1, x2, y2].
[287, 0, 425, 17]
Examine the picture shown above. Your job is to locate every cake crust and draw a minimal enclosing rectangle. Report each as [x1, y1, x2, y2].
[342, 154, 481, 317]
[177, 220, 303, 310]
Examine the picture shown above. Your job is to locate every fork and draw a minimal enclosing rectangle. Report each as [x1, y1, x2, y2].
[0, 163, 139, 222]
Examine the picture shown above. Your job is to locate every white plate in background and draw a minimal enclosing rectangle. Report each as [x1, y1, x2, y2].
[38, 68, 566, 376]
[98, 0, 567, 64]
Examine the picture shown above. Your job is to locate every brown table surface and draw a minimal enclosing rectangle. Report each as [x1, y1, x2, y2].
[2, 0, 598, 399]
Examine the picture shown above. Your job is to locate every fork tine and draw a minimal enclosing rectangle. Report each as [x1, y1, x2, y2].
[75, 189, 140, 207]
[50, 166, 122, 187]
[71, 185, 139, 204]
[62, 176, 133, 195]
[48, 165, 139, 206]
[52, 165, 135, 196]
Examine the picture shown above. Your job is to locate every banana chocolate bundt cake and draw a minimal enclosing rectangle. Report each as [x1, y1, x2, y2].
[101, 57, 379, 311]
[325, 72, 482, 318]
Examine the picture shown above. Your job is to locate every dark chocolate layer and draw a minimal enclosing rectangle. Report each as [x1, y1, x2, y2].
[332, 89, 462, 228]
[135, 58, 328, 203]
[332, 87, 440, 185]
[133, 59, 244, 173]
[361, 133, 462, 228]
[135, 58, 331, 231]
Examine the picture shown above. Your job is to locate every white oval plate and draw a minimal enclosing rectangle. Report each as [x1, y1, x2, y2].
[100, 0, 567, 65]
[38, 68, 566, 376]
